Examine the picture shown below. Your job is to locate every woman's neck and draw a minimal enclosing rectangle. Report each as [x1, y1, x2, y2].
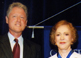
[58, 47, 71, 58]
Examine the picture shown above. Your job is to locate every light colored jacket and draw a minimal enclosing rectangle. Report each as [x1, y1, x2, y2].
[49, 52, 81, 58]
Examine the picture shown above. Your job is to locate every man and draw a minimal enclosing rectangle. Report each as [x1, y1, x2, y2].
[0, 2, 41, 58]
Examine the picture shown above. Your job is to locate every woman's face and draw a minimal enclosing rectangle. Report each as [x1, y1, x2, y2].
[55, 25, 73, 50]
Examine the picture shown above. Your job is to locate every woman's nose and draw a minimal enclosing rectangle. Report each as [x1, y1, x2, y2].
[60, 35, 64, 40]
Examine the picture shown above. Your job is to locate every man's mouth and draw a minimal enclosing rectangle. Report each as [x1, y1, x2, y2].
[15, 24, 21, 26]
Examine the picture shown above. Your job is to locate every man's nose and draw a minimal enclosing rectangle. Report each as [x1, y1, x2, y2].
[17, 17, 21, 22]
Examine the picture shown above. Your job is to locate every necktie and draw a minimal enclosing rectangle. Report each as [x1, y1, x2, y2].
[13, 39, 20, 58]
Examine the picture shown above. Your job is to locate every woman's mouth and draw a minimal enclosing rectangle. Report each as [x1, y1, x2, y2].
[60, 42, 66, 44]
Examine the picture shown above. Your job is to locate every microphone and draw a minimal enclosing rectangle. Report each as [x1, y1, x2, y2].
[27, 26, 44, 29]
[27, 26, 44, 38]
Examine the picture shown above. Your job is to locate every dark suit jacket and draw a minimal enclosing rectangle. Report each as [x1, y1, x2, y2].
[0, 34, 41, 58]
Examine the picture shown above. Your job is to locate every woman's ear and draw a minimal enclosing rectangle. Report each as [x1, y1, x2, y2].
[71, 38, 73, 45]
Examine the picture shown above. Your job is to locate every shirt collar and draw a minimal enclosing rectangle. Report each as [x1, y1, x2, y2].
[8, 32, 23, 44]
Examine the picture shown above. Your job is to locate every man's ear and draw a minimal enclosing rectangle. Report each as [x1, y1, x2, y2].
[25, 19, 28, 27]
[6, 16, 8, 24]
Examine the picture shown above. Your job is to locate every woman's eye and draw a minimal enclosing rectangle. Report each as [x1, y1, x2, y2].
[65, 34, 69, 36]
[56, 34, 60, 36]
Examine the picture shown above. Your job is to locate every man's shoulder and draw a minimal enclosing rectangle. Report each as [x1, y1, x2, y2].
[0, 34, 8, 38]
[24, 39, 41, 55]
[24, 39, 40, 48]
[0, 34, 8, 41]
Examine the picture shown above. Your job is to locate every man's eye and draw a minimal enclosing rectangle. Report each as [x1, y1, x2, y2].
[21, 17, 24, 18]
[13, 16, 16, 17]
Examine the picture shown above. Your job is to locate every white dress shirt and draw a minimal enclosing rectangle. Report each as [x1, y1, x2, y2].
[8, 32, 23, 58]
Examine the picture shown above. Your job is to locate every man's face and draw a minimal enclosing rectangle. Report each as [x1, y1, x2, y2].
[6, 7, 27, 34]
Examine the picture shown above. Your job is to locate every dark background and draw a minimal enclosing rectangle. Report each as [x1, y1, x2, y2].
[0, 0, 81, 58]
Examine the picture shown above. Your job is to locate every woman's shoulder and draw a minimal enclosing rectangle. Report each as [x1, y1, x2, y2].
[73, 52, 81, 56]
[70, 52, 81, 58]
[49, 53, 57, 58]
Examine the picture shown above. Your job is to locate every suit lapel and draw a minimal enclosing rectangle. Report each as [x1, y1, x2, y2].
[1, 34, 33, 58]
[23, 40, 31, 58]
[0, 34, 13, 58]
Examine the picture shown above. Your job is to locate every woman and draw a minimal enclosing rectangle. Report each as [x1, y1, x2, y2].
[49, 20, 81, 58]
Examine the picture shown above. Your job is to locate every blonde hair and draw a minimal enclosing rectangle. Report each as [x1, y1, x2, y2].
[50, 20, 78, 45]
[6, 2, 27, 17]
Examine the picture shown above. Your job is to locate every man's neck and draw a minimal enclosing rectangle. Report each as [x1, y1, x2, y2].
[9, 31, 22, 38]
